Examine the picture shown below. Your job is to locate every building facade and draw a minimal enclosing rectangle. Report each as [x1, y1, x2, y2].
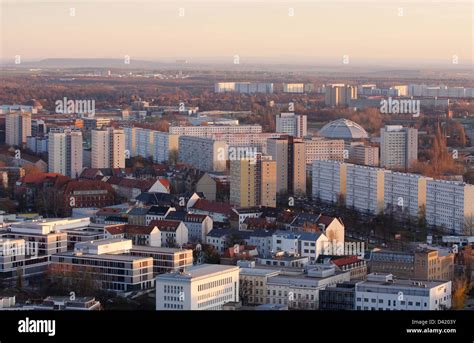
[155, 264, 240, 310]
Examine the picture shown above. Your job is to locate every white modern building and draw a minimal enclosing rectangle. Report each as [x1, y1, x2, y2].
[178, 136, 228, 172]
[52, 238, 154, 293]
[425, 180, 474, 234]
[155, 264, 240, 310]
[276, 113, 307, 138]
[355, 273, 451, 310]
[272, 231, 329, 262]
[266, 265, 351, 309]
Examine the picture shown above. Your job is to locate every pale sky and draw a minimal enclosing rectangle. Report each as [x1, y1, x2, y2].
[1, 0, 473, 66]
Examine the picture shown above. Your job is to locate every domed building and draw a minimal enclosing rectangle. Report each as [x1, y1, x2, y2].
[318, 119, 369, 140]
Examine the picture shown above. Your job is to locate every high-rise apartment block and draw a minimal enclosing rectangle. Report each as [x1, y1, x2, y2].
[349, 143, 379, 166]
[125, 127, 178, 163]
[312, 160, 347, 204]
[230, 154, 277, 208]
[304, 137, 345, 165]
[380, 125, 418, 169]
[276, 113, 307, 138]
[48, 129, 83, 177]
[426, 180, 474, 233]
[91, 128, 125, 169]
[324, 84, 357, 106]
[178, 136, 228, 172]
[214, 82, 273, 94]
[384, 172, 429, 218]
[267, 137, 306, 196]
[312, 161, 474, 233]
[283, 83, 304, 93]
[169, 124, 262, 137]
[345, 164, 386, 214]
[6, 111, 31, 147]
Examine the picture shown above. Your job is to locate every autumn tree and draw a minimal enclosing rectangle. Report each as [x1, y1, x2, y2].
[452, 276, 468, 310]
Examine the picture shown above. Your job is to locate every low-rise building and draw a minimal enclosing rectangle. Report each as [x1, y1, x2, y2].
[239, 267, 280, 305]
[266, 265, 351, 309]
[155, 264, 240, 310]
[369, 248, 454, 281]
[355, 273, 452, 310]
[129, 246, 193, 276]
[166, 211, 213, 243]
[51, 239, 154, 293]
[319, 282, 356, 310]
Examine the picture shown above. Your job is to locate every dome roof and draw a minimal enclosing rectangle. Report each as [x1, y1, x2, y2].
[318, 119, 368, 139]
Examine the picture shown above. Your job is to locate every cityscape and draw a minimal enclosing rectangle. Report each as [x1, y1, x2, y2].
[0, 0, 473, 339]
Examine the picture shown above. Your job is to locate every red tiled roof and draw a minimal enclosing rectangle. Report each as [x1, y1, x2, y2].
[149, 219, 182, 232]
[158, 178, 170, 189]
[318, 215, 337, 226]
[332, 255, 360, 267]
[80, 168, 102, 179]
[105, 224, 126, 235]
[191, 199, 233, 215]
[107, 177, 157, 192]
[63, 180, 114, 193]
[124, 224, 156, 235]
[54, 175, 71, 189]
[96, 208, 121, 216]
[22, 173, 61, 184]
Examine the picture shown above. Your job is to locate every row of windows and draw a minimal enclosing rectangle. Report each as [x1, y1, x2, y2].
[164, 303, 183, 309]
[164, 285, 183, 293]
[197, 294, 233, 309]
[164, 295, 183, 302]
[198, 287, 232, 301]
[267, 290, 314, 300]
[198, 277, 232, 292]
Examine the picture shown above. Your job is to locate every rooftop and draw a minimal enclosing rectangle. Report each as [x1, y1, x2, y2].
[156, 264, 239, 282]
[318, 119, 369, 140]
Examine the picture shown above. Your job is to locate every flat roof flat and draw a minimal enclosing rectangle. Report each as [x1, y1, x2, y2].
[156, 264, 239, 282]
[54, 252, 151, 262]
[131, 245, 191, 253]
[240, 267, 280, 276]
